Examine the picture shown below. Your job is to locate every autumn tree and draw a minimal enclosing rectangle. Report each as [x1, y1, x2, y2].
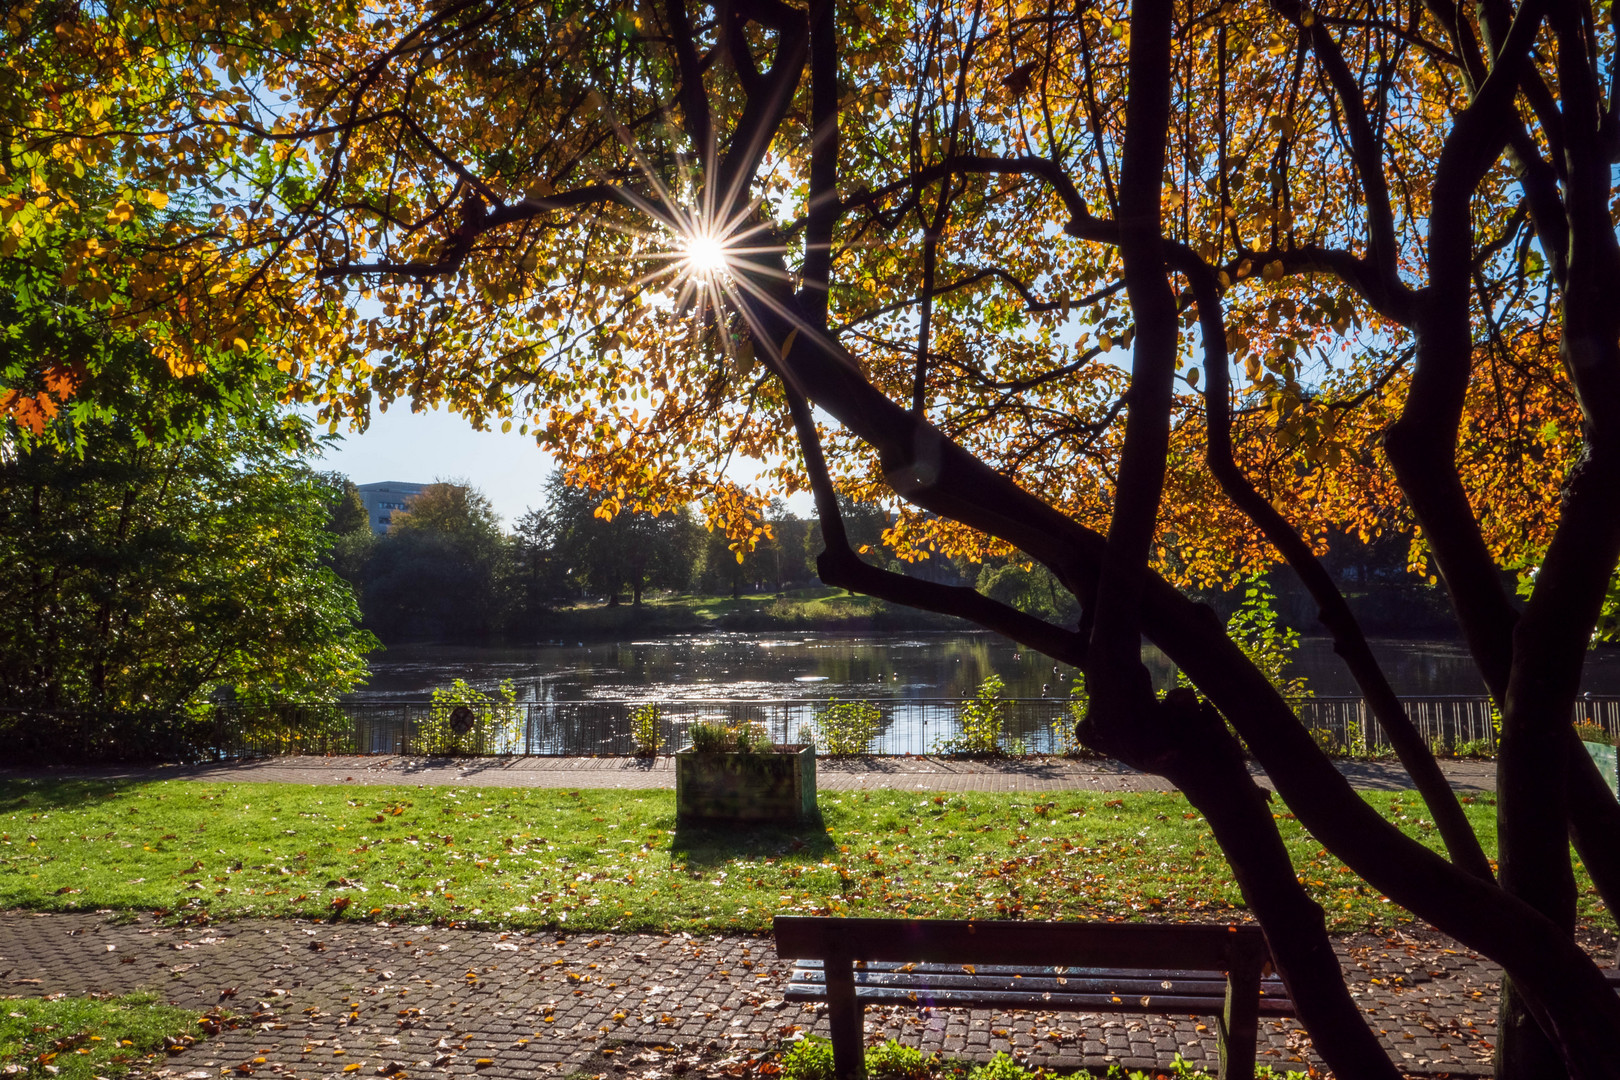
[12, 0, 1620, 1075]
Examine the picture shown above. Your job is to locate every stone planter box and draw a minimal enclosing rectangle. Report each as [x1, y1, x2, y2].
[675, 745, 816, 825]
[1582, 739, 1618, 798]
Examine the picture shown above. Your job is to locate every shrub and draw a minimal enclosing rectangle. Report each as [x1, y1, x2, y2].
[1450, 738, 1495, 758]
[777, 1040, 1309, 1080]
[865, 1039, 934, 1080]
[1313, 727, 1352, 758]
[966, 1053, 1031, 1080]
[814, 698, 882, 754]
[1574, 722, 1617, 747]
[419, 678, 522, 755]
[935, 674, 1009, 755]
[779, 1037, 834, 1080]
[1223, 577, 1312, 707]
[1054, 673, 1093, 756]
[630, 703, 665, 755]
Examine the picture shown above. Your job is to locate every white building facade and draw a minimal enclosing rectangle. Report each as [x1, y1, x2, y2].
[356, 481, 428, 534]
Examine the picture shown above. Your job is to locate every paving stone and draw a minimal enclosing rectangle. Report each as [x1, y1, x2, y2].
[7, 915, 1510, 1077]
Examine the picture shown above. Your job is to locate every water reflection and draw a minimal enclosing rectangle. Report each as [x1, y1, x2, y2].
[1289, 637, 1620, 696]
[357, 633, 1114, 702]
[352, 632, 1620, 702]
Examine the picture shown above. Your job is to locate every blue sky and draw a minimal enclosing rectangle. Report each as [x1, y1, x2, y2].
[310, 404, 553, 529]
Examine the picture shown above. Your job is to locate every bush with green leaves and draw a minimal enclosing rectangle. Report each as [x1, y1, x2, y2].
[866, 1040, 935, 1080]
[630, 703, 665, 755]
[1219, 578, 1312, 707]
[418, 678, 522, 755]
[1448, 738, 1496, 758]
[966, 1054, 1031, 1080]
[1054, 672, 1093, 757]
[1575, 723, 1617, 747]
[774, 1040, 1310, 1080]
[814, 698, 882, 754]
[779, 1037, 835, 1080]
[935, 674, 1010, 755]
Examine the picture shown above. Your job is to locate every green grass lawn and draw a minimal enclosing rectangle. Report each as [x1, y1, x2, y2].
[0, 992, 209, 1079]
[0, 779, 1602, 934]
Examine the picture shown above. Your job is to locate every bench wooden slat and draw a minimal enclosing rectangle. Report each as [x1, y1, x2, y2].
[775, 916, 1266, 971]
[795, 958, 1261, 980]
[787, 963, 1288, 1000]
[784, 981, 1298, 1017]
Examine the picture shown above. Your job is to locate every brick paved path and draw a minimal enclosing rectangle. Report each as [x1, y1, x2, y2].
[0, 910, 1521, 1078]
[1, 755, 1498, 793]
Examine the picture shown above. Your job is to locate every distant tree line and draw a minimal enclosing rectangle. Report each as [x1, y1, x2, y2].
[328, 476, 839, 642]
[328, 475, 1462, 646]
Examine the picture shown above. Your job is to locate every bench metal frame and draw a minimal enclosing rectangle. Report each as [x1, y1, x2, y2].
[774, 916, 1282, 1080]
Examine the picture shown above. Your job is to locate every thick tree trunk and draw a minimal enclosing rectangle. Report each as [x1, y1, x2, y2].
[1083, 690, 1402, 1080]
[740, 266, 1620, 1080]
[1151, 590, 1620, 1079]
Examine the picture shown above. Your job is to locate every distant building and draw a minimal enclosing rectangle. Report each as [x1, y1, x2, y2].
[357, 481, 428, 534]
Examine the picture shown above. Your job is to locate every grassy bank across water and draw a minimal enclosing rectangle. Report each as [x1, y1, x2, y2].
[532, 587, 972, 642]
[3, 780, 1585, 934]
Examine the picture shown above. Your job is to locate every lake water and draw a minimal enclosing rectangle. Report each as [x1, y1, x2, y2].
[353, 632, 1620, 702]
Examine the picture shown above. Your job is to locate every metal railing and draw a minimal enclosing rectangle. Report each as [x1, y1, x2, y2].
[1298, 695, 1620, 754]
[206, 697, 1081, 759]
[7, 695, 1618, 762]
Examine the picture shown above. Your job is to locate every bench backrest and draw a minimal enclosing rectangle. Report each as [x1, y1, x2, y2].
[774, 916, 1269, 972]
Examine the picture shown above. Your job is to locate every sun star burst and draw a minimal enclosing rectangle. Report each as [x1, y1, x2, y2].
[682, 231, 730, 278]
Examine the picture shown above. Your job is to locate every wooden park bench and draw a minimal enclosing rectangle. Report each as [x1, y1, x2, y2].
[773, 916, 1292, 1080]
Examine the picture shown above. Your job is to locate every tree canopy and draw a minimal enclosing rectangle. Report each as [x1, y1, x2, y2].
[7, 0, 1620, 1074]
[535, 473, 706, 606]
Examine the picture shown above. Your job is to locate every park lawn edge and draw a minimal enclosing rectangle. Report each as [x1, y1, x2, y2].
[0, 991, 222, 1080]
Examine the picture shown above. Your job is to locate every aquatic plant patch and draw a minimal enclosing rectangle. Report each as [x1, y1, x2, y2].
[0, 780, 1602, 933]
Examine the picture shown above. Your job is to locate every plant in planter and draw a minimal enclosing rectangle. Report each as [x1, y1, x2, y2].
[676, 721, 816, 825]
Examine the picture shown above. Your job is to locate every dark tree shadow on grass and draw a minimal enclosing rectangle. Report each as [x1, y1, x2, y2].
[670, 816, 835, 871]
[0, 777, 144, 815]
